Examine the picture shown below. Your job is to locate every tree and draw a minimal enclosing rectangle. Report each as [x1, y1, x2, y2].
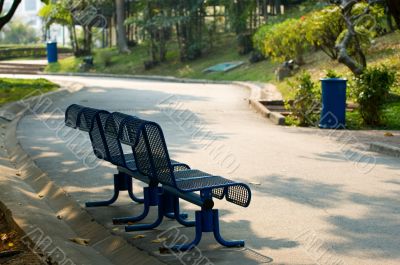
[39, 2, 80, 55]
[304, 6, 345, 60]
[115, 0, 130, 53]
[386, 0, 400, 29]
[40, 0, 113, 55]
[0, 21, 39, 44]
[0, 0, 48, 31]
[332, 0, 376, 75]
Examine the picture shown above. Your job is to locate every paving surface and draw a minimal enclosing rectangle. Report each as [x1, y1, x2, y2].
[9, 75, 400, 265]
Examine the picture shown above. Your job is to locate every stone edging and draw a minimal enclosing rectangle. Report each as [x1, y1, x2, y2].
[233, 82, 286, 125]
[370, 142, 400, 158]
[1, 84, 164, 265]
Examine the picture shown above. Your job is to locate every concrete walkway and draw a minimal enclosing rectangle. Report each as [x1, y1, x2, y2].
[9, 75, 400, 265]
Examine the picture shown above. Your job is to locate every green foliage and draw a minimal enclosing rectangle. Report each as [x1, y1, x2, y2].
[38, 2, 73, 27]
[325, 69, 342, 78]
[0, 46, 71, 60]
[354, 65, 396, 125]
[0, 78, 59, 106]
[253, 24, 272, 56]
[0, 21, 39, 44]
[335, 3, 386, 62]
[287, 71, 319, 126]
[304, 6, 344, 59]
[256, 18, 309, 63]
[254, 3, 386, 65]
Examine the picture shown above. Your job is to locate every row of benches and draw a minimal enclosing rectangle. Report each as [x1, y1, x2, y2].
[65, 104, 251, 251]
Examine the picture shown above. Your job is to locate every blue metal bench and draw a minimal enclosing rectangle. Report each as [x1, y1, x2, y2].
[65, 105, 193, 227]
[65, 105, 251, 250]
[119, 115, 251, 250]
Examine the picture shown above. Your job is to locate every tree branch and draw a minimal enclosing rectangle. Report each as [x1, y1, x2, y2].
[0, 0, 4, 15]
[0, 0, 22, 31]
[332, 0, 368, 75]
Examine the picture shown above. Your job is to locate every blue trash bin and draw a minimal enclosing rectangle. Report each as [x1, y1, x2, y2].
[319, 78, 347, 129]
[46, 41, 58, 63]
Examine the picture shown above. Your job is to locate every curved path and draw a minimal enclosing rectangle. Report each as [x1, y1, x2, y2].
[15, 75, 400, 265]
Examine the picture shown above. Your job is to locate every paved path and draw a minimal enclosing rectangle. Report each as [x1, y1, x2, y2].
[13, 75, 400, 265]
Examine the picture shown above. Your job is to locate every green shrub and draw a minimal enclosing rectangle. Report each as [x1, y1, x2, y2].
[325, 69, 342, 78]
[0, 46, 72, 60]
[98, 51, 114, 67]
[354, 65, 396, 125]
[254, 18, 309, 64]
[287, 71, 320, 126]
[253, 24, 272, 55]
[187, 43, 203, 61]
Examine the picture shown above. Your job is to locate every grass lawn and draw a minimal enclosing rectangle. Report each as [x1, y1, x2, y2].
[0, 78, 59, 106]
[46, 35, 279, 83]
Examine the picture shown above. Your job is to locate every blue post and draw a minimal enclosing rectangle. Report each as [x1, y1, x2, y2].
[319, 78, 347, 129]
[46, 41, 58, 63]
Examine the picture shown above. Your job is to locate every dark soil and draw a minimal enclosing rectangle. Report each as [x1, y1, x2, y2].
[0, 203, 46, 265]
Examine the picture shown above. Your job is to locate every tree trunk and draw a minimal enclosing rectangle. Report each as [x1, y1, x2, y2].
[82, 26, 92, 55]
[68, 25, 77, 55]
[336, 8, 366, 76]
[386, 0, 400, 29]
[116, 0, 130, 53]
[0, 0, 22, 31]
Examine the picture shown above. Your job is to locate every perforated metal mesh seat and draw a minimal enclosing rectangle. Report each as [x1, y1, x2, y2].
[174, 170, 225, 199]
[121, 116, 251, 207]
[175, 171, 250, 206]
[225, 185, 251, 207]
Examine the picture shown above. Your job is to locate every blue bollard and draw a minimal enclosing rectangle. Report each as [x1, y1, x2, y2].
[46, 42, 58, 63]
[319, 78, 347, 129]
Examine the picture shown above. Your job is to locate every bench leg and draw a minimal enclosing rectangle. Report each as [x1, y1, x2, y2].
[164, 212, 188, 220]
[172, 197, 195, 227]
[162, 193, 190, 224]
[124, 195, 164, 232]
[85, 173, 144, 208]
[128, 187, 144, 203]
[212, 210, 244, 248]
[112, 186, 159, 224]
[85, 189, 119, 207]
[169, 209, 244, 251]
[171, 211, 203, 251]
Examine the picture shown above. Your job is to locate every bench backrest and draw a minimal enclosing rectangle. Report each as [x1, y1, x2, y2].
[120, 116, 176, 187]
[65, 104, 84, 129]
[88, 110, 111, 160]
[102, 112, 132, 167]
[65, 104, 111, 160]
